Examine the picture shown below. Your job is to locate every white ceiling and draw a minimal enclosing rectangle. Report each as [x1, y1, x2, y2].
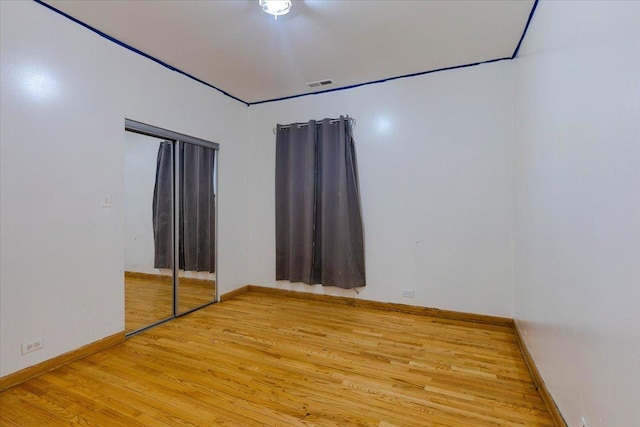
[44, 0, 535, 104]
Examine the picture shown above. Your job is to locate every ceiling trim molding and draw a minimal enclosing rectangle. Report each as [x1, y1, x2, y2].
[32, 0, 250, 106]
[248, 56, 512, 106]
[33, 0, 539, 107]
[511, 0, 539, 59]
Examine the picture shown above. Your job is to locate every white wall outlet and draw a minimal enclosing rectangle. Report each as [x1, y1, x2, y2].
[22, 338, 44, 355]
[581, 417, 589, 427]
[102, 194, 112, 208]
[402, 289, 415, 298]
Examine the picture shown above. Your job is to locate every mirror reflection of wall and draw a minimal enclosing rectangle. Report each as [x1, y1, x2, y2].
[124, 131, 174, 332]
[124, 124, 218, 334]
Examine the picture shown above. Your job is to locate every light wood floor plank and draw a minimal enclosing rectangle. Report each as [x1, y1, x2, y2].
[1, 290, 554, 426]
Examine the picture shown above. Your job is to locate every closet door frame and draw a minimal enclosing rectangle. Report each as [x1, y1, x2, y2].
[124, 119, 219, 336]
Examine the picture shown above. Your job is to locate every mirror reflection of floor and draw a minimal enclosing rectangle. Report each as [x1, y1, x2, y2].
[124, 274, 215, 333]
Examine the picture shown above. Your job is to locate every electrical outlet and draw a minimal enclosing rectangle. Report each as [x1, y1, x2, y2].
[22, 338, 44, 355]
[102, 194, 112, 208]
[581, 417, 589, 427]
[402, 289, 415, 298]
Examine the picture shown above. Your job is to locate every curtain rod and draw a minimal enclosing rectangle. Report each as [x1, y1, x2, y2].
[273, 117, 355, 134]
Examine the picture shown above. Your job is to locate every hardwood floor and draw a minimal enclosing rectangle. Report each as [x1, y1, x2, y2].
[0, 290, 554, 426]
[125, 275, 215, 332]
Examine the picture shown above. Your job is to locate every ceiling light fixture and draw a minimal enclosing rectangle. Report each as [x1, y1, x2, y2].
[259, 0, 292, 20]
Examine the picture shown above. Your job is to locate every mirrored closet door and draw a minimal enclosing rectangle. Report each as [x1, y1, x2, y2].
[124, 131, 174, 333]
[124, 120, 218, 335]
[177, 142, 217, 314]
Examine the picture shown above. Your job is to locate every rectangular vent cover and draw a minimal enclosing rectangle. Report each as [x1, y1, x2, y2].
[306, 79, 333, 88]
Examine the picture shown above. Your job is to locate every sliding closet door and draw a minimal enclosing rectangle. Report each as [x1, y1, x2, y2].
[176, 142, 217, 314]
[124, 119, 219, 333]
[124, 131, 174, 333]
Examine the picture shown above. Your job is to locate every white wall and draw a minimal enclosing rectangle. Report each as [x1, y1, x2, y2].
[0, 1, 249, 377]
[248, 60, 515, 317]
[513, 1, 640, 426]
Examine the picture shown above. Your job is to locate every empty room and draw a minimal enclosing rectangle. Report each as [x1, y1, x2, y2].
[0, 1, 638, 426]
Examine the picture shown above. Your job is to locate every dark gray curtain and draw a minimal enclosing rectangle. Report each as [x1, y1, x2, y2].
[276, 116, 365, 289]
[180, 143, 216, 273]
[275, 124, 316, 283]
[153, 142, 216, 273]
[153, 141, 173, 269]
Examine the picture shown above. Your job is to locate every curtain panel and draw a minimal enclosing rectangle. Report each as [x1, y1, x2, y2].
[275, 116, 365, 289]
[153, 141, 216, 273]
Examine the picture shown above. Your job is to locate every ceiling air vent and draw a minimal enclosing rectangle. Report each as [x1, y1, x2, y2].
[306, 79, 333, 88]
